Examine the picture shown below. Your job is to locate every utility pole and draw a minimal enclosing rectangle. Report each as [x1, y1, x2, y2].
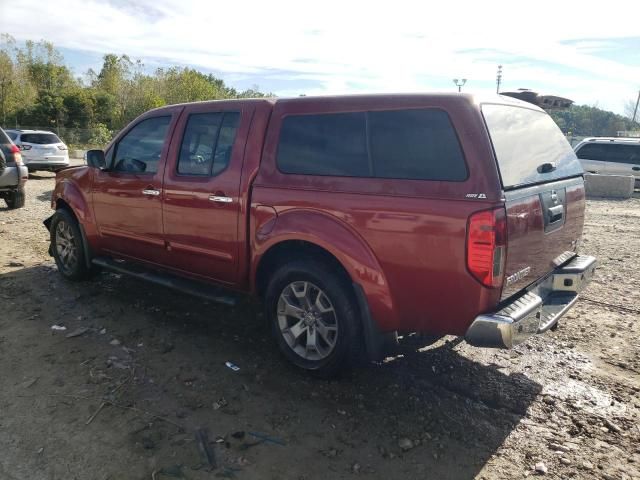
[452, 78, 467, 92]
[496, 65, 503, 94]
[633, 89, 640, 124]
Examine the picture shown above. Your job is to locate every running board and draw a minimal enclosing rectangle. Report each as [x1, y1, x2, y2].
[91, 257, 240, 306]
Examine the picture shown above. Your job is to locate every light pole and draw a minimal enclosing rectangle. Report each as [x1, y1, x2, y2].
[496, 65, 503, 94]
[453, 78, 467, 92]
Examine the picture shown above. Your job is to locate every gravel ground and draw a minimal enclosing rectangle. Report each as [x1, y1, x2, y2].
[0, 170, 639, 480]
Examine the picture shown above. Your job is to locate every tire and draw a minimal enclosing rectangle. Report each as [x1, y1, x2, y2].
[265, 258, 362, 377]
[5, 187, 25, 209]
[50, 209, 92, 281]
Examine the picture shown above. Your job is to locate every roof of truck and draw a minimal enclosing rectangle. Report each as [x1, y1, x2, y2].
[149, 92, 542, 113]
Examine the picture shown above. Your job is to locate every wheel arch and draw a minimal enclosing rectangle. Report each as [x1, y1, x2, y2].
[251, 209, 400, 351]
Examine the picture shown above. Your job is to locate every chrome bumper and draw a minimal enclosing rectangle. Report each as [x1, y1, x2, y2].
[465, 255, 597, 349]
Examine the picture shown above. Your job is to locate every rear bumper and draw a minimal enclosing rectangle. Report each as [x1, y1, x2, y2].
[26, 162, 69, 171]
[465, 255, 597, 348]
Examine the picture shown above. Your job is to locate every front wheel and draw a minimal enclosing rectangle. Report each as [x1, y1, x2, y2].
[50, 209, 91, 281]
[265, 259, 361, 377]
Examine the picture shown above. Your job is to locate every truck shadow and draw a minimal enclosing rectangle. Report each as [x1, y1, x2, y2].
[1, 264, 541, 479]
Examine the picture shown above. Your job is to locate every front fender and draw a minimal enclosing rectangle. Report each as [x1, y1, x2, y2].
[51, 169, 99, 245]
[252, 208, 399, 332]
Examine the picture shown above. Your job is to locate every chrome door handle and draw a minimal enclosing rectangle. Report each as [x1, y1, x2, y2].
[142, 189, 161, 196]
[209, 195, 233, 203]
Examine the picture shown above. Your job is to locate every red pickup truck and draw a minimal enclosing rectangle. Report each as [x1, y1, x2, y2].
[46, 94, 596, 376]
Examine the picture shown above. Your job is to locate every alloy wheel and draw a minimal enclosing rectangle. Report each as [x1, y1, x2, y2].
[277, 281, 339, 361]
[55, 220, 78, 273]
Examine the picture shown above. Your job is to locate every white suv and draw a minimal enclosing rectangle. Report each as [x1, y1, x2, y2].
[574, 137, 640, 188]
[5, 129, 70, 173]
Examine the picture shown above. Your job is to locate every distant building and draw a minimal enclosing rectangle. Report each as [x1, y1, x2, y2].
[616, 130, 640, 138]
[500, 89, 573, 110]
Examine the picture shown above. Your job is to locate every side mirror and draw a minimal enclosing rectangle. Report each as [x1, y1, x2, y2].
[85, 149, 106, 169]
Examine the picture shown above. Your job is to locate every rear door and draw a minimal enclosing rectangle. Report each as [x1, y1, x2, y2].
[481, 103, 586, 299]
[161, 102, 251, 285]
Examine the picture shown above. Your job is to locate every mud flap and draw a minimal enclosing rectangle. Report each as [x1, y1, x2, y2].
[43, 215, 54, 257]
[352, 282, 396, 362]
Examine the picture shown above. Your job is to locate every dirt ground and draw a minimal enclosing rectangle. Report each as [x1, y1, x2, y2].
[0, 168, 639, 480]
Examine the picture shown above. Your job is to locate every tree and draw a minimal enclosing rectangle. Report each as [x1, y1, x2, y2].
[549, 104, 638, 137]
[624, 95, 640, 125]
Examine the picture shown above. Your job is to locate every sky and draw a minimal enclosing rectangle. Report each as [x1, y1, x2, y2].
[1, 0, 639, 115]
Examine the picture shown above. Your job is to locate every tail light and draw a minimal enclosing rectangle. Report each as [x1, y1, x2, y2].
[10, 144, 23, 165]
[19, 144, 32, 150]
[466, 207, 507, 288]
[58, 145, 68, 150]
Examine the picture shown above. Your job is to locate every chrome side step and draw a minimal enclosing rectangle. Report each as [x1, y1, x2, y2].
[92, 256, 240, 306]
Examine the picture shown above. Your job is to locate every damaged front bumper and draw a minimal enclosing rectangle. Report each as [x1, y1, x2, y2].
[465, 255, 597, 349]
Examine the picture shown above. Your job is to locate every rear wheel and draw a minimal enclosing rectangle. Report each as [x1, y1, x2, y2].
[50, 209, 91, 281]
[5, 187, 25, 209]
[265, 259, 361, 377]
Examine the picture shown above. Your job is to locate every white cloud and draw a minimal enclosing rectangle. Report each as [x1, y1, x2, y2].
[1, 0, 639, 113]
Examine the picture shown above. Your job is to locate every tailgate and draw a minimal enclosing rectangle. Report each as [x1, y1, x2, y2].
[481, 102, 586, 300]
[501, 178, 585, 298]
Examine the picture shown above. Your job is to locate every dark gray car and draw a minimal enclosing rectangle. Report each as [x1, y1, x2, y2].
[0, 127, 28, 209]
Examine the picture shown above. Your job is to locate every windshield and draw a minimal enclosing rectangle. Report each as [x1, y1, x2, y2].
[20, 133, 62, 144]
[482, 104, 583, 189]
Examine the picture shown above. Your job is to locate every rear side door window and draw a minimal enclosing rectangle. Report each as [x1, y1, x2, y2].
[112, 116, 171, 174]
[177, 112, 240, 176]
[576, 143, 613, 162]
[368, 109, 467, 180]
[276, 109, 467, 181]
[277, 112, 369, 177]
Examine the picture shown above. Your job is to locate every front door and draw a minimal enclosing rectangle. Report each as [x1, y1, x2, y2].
[161, 103, 251, 285]
[92, 111, 180, 265]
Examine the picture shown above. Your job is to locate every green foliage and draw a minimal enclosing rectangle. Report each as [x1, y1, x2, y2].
[87, 123, 113, 147]
[549, 104, 638, 137]
[0, 34, 272, 145]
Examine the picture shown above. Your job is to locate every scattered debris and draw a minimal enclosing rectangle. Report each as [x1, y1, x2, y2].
[225, 361, 240, 372]
[231, 431, 245, 439]
[66, 327, 89, 338]
[602, 417, 622, 433]
[19, 378, 39, 389]
[195, 427, 217, 469]
[110, 339, 121, 346]
[352, 462, 361, 474]
[50, 325, 67, 331]
[247, 431, 286, 446]
[535, 462, 548, 474]
[398, 437, 414, 452]
[213, 398, 228, 410]
[322, 447, 339, 458]
[86, 402, 107, 425]
[155, 465, 184, 478]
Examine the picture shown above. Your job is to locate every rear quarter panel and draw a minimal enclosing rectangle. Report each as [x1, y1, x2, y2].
[252, 95, 503, 335]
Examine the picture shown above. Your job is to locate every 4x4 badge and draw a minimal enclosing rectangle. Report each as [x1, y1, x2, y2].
[465, 193, 487, 199]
